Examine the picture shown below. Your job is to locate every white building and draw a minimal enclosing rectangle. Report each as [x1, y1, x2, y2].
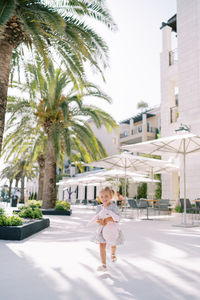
[160, 0, 200, 201]
[119, 106, 160, 147]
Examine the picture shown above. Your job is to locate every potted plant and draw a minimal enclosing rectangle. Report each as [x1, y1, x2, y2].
[0, 207, 50, 240]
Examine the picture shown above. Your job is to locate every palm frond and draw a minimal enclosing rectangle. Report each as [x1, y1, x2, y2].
[0, 0, 15, 27]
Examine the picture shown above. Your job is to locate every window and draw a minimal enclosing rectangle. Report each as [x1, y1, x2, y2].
[124, 130, 129, 137]
[138, 125, 142, 133]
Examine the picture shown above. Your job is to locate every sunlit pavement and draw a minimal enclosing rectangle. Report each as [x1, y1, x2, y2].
[0, 206, 200, 300]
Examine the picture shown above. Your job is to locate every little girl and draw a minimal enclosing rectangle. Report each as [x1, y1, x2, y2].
[89, 186, 124, 272]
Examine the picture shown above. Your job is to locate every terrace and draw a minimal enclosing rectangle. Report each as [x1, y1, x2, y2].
[0, 206, 199, 300]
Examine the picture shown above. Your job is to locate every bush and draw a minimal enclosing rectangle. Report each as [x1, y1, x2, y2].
[0, 215, 23, 226]
[0, 208, 4, 216]
[55, 201, 70, 211]
[19, 206, 43, 219]
[175, 205, 183, 213]
[137, 183, 147, 199]
[154, 174, 161, 199]
[27, 200, 42, 208]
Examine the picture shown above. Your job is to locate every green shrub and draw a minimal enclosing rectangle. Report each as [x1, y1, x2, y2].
[0, 215, 23, 226]
[175, 205, 183, 213]
[27, 200, 42, 208]
[0, 208, 4, 216]
[154, 174, 161, 199]
[19, 206, 43, 219]
[55, 201, 70, 211]
[137, 183, 147, 199]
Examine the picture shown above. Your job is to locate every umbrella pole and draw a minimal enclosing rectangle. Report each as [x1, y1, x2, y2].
[150, 167, 154, 199]
[183, 139, 187, 226]
[125, 158, 127, 202]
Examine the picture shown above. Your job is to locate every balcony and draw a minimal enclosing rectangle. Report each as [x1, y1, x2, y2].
[120, 126, 158, 144]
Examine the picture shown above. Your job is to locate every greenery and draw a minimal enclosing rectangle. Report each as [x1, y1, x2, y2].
[0, 215, 23, 226]
[0, 208, 4, 215]
[19, 205, 43, 219]
[4, 63, 117, 209]
[55, 201, 71, 211]
[0, 0, 116, 155]
[0, 1, 117, 207]
[137, 183, 147, 199]
[174, 205, 183, 213]
[137, 101, 149, 111]
[27, 200, 42, 208]
[154, 174, 162, 199]
[118, 178, 129, 197]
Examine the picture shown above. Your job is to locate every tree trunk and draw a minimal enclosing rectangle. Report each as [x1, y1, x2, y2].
[15, 179, 19, 188]
[8, 179, 13, 197]
[37, 155, 45, 200]
[0, 40, 14, 154]
[42, 135, 57, 208]
[20, 174, 25, 203]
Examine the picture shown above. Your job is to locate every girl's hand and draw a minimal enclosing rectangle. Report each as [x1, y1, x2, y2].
[104, 217, 114, 225]
[96, 218, 105, 225]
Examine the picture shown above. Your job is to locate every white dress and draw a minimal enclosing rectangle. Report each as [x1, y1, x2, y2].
[90, 203, 124, 246]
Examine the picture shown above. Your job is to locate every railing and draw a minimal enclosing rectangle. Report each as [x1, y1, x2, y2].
[147, 127, 157, 133]
[120, 126, 158, 139]
[169, 48, 178, 66]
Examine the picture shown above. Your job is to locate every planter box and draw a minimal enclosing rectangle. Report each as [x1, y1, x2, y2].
[13, 209, 72, 216]
[0, 218, 50, 241]
[41, 209, 72, 216]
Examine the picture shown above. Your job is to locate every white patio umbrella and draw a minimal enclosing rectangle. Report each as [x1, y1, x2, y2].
[97, 169, 146, 178]
[122, 132, 200, 226]
[63, 175, 107, 190]
[85, 152, 178, 200]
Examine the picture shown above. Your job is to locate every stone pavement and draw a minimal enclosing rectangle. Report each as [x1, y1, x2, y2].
[0, 207, 200, 300]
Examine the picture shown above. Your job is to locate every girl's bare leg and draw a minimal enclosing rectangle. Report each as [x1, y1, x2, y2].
[111, 246, 117, 262]
[100, 243, 106, 265]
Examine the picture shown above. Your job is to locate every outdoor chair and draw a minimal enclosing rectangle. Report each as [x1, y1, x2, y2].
[74, 199, 80, 205]
[154, 199, 170, 215]
[137, 199, 149, 208]
[195, 199, 200, 210]
[127, 199, 139, 217]
[91, 200, 98, 206]
[136, 199, 150, 218]
[180, 198, 200, 224]
[120, 199, 138, 218]
[81, 199, 87, 205]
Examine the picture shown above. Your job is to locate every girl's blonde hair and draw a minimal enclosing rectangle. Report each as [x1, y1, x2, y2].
[99, 186, 113, 196]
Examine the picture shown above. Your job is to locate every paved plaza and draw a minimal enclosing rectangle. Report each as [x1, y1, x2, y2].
[0, 207, 200, 300]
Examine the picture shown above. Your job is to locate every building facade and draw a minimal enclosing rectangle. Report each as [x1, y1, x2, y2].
[119, 106, 160, 147]
[160, 0, 200, 201]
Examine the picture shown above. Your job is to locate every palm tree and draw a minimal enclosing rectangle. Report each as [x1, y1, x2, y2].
[0, 158, 36, 201]
[0, 164, 16, 197]
[3, 65, 117, 208]
[0, 0, 116, 154]
[137, 101, 149, 112]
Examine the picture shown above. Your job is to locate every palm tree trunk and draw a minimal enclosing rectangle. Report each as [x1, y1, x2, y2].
[0, 40, 14, 154]
[21, 174, 25, 203]
[8, 179, 13, 198]
[42, 135, 57, 208]
[15, 179, 19, 188]
[37, 155, 45, 200]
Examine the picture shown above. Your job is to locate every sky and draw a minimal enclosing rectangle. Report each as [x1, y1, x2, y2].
[87, 0, 177, 123]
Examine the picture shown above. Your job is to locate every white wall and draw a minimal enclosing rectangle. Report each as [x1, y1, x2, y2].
[88, 120, 119, 156]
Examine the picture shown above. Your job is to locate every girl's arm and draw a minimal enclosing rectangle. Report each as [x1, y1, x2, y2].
[103, 206, 120, 224]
